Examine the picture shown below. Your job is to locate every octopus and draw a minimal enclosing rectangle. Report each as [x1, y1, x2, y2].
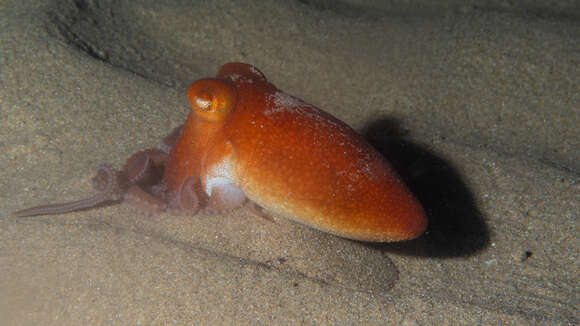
[14, 62, 427, 242]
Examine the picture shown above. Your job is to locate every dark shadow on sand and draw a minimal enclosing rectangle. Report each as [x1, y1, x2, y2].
[361, 118, 490, 258]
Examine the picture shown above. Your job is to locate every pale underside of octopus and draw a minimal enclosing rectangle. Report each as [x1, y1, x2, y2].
[13, 126, 254, 218]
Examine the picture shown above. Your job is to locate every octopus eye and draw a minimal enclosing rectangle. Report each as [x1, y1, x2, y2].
[187, 78, 237, 121]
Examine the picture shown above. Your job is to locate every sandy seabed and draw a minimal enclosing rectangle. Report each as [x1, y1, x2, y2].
[1, 0, 578, 325]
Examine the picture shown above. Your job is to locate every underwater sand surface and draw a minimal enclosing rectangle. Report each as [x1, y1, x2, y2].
[1, 0, 578, 324]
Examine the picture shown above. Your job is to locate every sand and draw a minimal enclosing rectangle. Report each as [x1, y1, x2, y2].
[1, 0, 578, 324]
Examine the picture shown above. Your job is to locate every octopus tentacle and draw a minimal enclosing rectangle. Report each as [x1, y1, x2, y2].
[92, 163, 121, 196]
[124, 184, 167, 215]
[122, 152, 152, 185]
[13, 164, 120, 217]
[14, 128, 181, 217]
[246, 201, 274, 222]
[159, 125, 183, 154]
[113, 150, 172, 215]
[12, 193, 114, 217]
[145, 149, 169, 167]
[168, 176, 203, 215]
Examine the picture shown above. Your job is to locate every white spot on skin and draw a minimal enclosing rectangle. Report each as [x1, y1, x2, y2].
[228, 73, 256, 84]
[264, 92, 316, 116]
[228, 74, 241, 82]
[264, 92, 344, 131]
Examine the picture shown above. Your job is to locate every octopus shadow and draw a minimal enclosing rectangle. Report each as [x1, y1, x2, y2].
[361, 118, 489, 257]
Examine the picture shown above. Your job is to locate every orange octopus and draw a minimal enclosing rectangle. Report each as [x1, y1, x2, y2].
[14, 62, 427, 242]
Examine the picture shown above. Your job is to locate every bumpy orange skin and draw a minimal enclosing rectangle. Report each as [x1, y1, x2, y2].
[165, 62, 427, 242]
